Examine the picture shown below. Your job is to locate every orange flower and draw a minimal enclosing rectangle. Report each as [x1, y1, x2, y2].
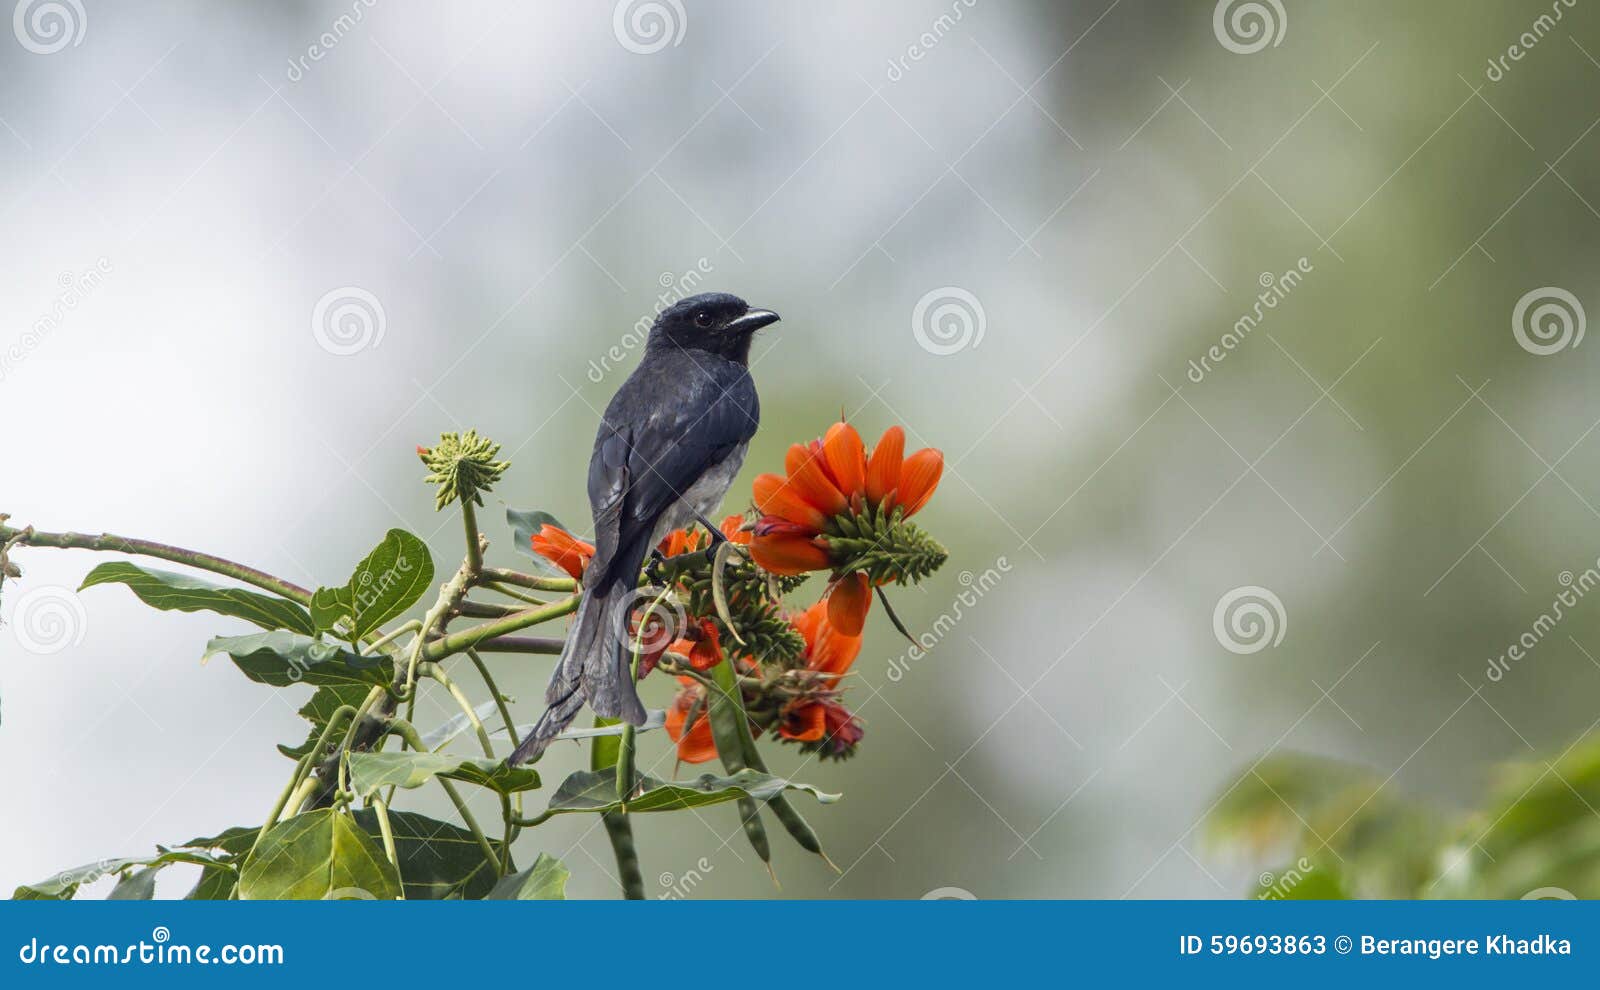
[667, 618, 724, 671]
[790, 598, 863, 679]
[778, 600, 866, 758]
[530, 524, 594, 581]
[665, 678, 717, 764]
[657, 514, 751, 558]
[750, 422, 944, 581]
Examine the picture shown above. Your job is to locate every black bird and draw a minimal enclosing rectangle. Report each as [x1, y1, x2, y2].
[509, 292, 780, 765]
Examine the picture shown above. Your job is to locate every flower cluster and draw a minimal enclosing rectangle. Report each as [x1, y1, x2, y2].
[528, 419, 946, 767]
[750, 424, 945, 635]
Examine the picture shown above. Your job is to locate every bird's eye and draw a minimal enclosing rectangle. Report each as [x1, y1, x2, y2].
[693, 311, 713, 328]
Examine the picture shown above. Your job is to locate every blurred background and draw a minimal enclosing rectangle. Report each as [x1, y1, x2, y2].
[5, 0, 1600, 898]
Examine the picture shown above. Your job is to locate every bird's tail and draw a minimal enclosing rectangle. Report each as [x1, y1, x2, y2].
[508, 548, 650, 765]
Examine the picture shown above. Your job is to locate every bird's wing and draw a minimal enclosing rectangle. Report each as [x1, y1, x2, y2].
[586, 362, 758, 583]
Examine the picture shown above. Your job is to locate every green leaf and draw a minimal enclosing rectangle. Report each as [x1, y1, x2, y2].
[348, 809, 505, 900]
[107, 868, 161, 900]
[205, 630, 391, 689]
[487, 853, 568, 899]
[237, 809, 401, 900]
[507, 507, 574, 569]
[543, 768, 839, 818]
[278, 685, 370, 759]
[347, 751, 540, 799]
[421, 701, 503, 751]
[185, 866, 237, 900]
[14, 851, 224, 900]
[313, 529, 434, 639]
[180, 826, 261, 858]
[80, 562, 313, 634]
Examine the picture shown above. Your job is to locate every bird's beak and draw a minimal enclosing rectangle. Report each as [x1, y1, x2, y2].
[728, 309, 781, 334]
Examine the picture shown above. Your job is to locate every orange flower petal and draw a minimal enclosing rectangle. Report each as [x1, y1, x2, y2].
[826, 572, 871, 637]
[530, 525, 594, 581]
[780, 702, 828, 742]
[753, 473, 828, 533]
[866, 426, 905, 506]
[751, 533, 833, 575]
[718, 514, 752, 545]
[786, 444, 849, 516]
[823, 422, 868, 496]
[795, 598, 864, 676]
[897, 448, 944, 517]
[666, 688, 719, 764]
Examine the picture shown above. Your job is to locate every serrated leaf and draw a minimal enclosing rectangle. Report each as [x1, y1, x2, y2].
[237, 809, 401, 900]
[347, 751, 540, 798]
[205, 631, 391, 689]
[80, 562, 313, 634]
[543, 768, 839, 818]
[486, 853, 568, 899]
[348, 809, 505, 900]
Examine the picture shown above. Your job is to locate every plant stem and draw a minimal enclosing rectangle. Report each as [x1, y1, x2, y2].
[419, 662, 494, 757]
[248, 704, 358, 860]
[0, 522, 312, 604]
[461, 500, 483, 576]
[602, 812, 645, 900]
[466, 647, 520, 750]
[423, 595, 579, 660]
[478, 565, 575, 593]
[470, 635, 564, 654]
[455, 600, 522, 619]
[371, 797, 399, 869]
[389, 719, 501, 872]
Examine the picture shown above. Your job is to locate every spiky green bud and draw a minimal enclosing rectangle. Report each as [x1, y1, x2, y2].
[418, 430, 510, 511]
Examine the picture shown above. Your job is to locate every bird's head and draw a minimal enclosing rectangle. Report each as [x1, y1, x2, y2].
[649, 292, 780, 363]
